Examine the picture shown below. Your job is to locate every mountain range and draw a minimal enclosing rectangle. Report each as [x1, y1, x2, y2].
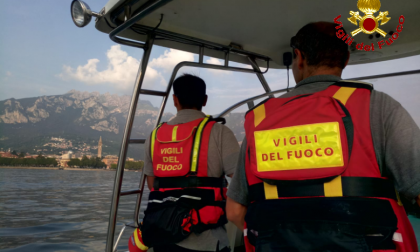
[0, 90, 245, 160]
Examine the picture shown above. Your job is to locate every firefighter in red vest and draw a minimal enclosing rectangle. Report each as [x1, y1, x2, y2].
[226, 22, 420, 252]
[129, 74, 239, 252]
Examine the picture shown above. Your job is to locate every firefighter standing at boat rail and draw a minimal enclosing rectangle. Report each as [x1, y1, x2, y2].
[226, 22, 420, 252]
[129, 74, 239, 252]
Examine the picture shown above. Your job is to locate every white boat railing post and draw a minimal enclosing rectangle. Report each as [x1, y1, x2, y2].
[247, 56, 273, 108]
[199, 46, 204, 64]
[105, 33, 155, 252]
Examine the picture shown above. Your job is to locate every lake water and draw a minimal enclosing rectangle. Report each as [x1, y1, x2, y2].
[0, 168, 148, 252]
[1, 168, 420, 252]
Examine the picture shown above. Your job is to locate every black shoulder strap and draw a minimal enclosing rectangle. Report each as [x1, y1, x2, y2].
[333, 80, 374, 90]
[333, 80, 384, 176]
[249, 177, 397, 202]
[154, 176, 227, 190]
[210, 117, 226, 125]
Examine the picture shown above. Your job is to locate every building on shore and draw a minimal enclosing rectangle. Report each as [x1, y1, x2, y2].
[47, 154, 61, 159]
[101, 155, 139, 169]
[60, 151, 73, 167]
[102, 155, 118, 169]
[98, 136, 102, 158]
[0, 152, 18, 158]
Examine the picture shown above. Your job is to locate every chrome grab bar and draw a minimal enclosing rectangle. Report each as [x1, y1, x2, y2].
[217, 88, 288, 118]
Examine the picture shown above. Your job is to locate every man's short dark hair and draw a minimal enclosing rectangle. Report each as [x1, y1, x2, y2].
[173, 74, 206, 110]
[291, 22, 349, 69]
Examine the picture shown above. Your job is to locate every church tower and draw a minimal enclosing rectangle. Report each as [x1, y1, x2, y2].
[98, 136, 102, 158]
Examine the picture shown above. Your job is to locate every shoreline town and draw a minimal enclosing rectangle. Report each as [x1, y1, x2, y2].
[0, 136, 143, 170]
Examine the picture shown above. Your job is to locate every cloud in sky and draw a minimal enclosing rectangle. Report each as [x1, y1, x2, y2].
[205, 57, 231, 75]
[207, 86, 264, 99]
[59, 45, 166, 91]
[149, 49, 195, 73]
[3, 71, 12, 81]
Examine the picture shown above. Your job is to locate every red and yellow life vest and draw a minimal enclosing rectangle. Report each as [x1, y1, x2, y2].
[140, 116, 228, 248]
[128, 228, 148, 252]
[243, 81, 417, 252]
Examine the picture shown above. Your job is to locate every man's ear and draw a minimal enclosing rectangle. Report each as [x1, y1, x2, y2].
[202, 95, 208, 107]
[295, 49, 305, 70]
[344, 51, 350, 68]
[173, 94, 178, 107]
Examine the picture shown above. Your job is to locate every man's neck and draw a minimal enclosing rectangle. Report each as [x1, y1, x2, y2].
[176, 107, 201, 112]
[304, 66, 343, 79]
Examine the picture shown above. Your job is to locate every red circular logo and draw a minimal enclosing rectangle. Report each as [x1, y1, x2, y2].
[363, 18, 376, 31]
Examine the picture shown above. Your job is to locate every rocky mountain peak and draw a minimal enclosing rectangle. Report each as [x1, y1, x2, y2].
[0, 90, 168, 132]
[0, 90, 245, 157]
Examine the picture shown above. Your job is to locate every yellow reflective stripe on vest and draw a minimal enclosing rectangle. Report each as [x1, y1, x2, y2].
[190, 116, 210, 172]
[263, 182, 279, 199]
[150, 123, 162, 162]
[333, 87, 356, 105]
[254, 104, 266, 127]
[324, 175, 343, 197]
[172, 126, 178, 142]
[256, 103, 277, 199]
[322, 87, 356, 197]
[133, 228, 148, 251]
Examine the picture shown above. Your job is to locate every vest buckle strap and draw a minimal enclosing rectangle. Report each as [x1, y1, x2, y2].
[154, 176, 227, 190]
[251, 177, 397, 202]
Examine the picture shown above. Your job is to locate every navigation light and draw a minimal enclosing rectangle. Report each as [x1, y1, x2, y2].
[71, 0, 102, 28]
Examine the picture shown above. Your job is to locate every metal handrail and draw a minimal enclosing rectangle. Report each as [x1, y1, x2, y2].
[139, 89, 167, 96]
[216, 68, 420, 118]
[105, 34, 155, 252]
[108, 0, 173, 48]
[132, 173, 147, 231]
[154, 61, 261, 126]
[120, 189, 143, 196]
[130, 24, 271, 63]
[109, 7, 270, 63]
[107, 0, 271, 70]
[112, 225, 126, 252]
[348, 69, 420, 81]
[130, 24, 271, 68]
[128, 139, 146, 144]
[216, 88, 288, 118]
[248, 57, 272, 95]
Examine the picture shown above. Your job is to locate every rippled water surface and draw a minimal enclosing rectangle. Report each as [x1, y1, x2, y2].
[0, 168, 149, 252]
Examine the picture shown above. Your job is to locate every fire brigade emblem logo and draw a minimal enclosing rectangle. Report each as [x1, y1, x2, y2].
[348, 0, 391, 37]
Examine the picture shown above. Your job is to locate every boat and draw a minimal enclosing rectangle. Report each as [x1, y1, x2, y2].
[69, 0, 420, 251]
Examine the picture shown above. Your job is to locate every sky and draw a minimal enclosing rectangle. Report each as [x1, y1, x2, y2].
[0, 1, 419, 121]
